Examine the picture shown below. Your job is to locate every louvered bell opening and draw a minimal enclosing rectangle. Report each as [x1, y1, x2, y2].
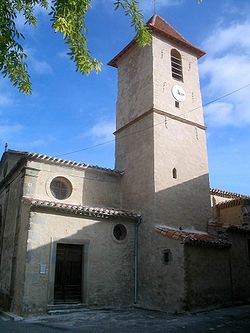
[171, 52, 183, 81]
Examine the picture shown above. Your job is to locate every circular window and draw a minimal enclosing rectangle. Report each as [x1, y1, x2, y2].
[113, 224, 127, 241]
[50, 177, 72, 200]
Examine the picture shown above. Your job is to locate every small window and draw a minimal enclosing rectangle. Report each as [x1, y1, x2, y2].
[50, 177, 72, 200]
[162, 249, 172, 265]
[172, 168, 177, 179]
[113, 224, 127, 241]
[171, 49, 183, 81]
[175, 101, 180, 108]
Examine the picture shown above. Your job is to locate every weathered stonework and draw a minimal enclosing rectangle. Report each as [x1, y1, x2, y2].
[0, 15, 250, 316]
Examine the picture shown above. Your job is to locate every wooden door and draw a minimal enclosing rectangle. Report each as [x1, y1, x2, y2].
[54, 243, 83, 303]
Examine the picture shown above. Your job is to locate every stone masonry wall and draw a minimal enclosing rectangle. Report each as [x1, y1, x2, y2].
[228, 231, 250, 303]
[219, 206, 243, 225]
[152, 33, 211, 232]
[24, 160, 121, 209]
[114, 32, 210, 312]
[21, 211, 135, 315]
[153, 34, 204, 125]
[184, 245, 232, 311]
[0, 167, 24, 310]
[116, 43, 153, 130]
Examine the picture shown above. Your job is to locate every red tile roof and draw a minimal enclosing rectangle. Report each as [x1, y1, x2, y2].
[155, 225, 231, 248]
[22, 197, 140, 220]
[108, 15, 205, 68]
[5, 150, 122, 175]
[210, 187, 250, 199]
[148, 15, 205, 59]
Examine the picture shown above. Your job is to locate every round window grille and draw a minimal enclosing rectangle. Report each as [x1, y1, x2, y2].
[50, 177, 72, 200]
[113, 224, 127, 241]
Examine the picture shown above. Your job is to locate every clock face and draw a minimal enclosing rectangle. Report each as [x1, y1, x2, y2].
[172, 85, 186, 102]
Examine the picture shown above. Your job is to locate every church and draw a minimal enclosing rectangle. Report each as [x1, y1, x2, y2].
[0, 15, 250, 315]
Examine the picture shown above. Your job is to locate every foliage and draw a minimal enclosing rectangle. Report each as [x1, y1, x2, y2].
[114, 1, 151, 47]
[51, 0, 101, 76]
[0, 1, 47, 94]
[0, 1, 202, 95]
[0, 0, 151, 94]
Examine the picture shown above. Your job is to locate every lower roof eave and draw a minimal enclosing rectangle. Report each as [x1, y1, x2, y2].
[22, 197, 141, 221]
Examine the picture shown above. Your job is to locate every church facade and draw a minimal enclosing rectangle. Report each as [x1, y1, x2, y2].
[0, 15, 250, 315]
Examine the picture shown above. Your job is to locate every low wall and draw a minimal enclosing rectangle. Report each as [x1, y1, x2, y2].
[184, 245, 232, 311]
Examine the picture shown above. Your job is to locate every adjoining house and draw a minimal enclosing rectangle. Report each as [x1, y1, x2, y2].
[0, 15, 249, 315]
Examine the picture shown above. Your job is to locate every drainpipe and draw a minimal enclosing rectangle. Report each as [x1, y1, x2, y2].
[134, 215, 142, 304]
[228, 249, 234, 305]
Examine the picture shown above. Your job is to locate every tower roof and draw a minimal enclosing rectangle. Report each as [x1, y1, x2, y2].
[108, 15, 206, 68]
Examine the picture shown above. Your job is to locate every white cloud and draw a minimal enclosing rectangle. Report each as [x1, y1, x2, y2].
[203, 21, 250, 56]
[88, 118, 115, 142]
[204, 102, 234, 127]
[25, 48, 53, 75]
[200, 18, 250, 127]
[57, 51, 68, 59]
[30, 58, 53, 75]
[0, 95, 13, 107]
[15, 139, 47, 151]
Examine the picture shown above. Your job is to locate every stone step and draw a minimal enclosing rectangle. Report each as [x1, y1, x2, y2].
[47, 303, 87, 315]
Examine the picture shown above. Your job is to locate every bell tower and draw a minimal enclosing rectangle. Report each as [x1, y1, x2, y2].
[109, 15, 211, 311]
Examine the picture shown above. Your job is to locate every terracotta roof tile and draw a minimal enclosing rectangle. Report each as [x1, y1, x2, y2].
[148, 15, 205, 59]
[108, 15, 205, 68]
[6, 150, 122, 175]
[155, 225, 231, 248]
[22, 197, 140, 220]
[210, 187, 250, 199]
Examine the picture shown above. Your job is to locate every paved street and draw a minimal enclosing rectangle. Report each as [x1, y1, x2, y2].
[0, 305, 250, 332]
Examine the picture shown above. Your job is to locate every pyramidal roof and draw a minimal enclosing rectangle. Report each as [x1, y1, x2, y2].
[108, 15, 205, 67]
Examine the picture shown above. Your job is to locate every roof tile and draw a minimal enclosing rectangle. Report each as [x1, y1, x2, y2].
[108, 15, 205, 68]
[22, 197, 140, 220]
[6, 150, 122, 175]
[155, 225, 231, 248]
[210, 187, 250, 199]
[148, 15, 205, 58]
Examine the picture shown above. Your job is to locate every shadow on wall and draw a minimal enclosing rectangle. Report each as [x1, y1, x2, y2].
[1, 174, 249, 315]
[4, 215, 135, 315]
[153, 173, 212, 230]
[134, 173, 246, 312]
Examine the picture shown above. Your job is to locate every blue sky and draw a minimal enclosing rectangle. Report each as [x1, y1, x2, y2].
[0, 0, 250, 194]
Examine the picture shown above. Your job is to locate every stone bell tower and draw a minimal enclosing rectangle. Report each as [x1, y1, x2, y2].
[109, 15, 211, 311]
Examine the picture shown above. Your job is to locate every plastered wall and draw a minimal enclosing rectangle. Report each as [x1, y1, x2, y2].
[152, 34, 204, 125]
[21, 211, 135, 314]
[184, 245, 232, 310]
[24, 160, 121, 208]
[116, 43, 153, 129]
[228, 231, 250, 303]
[0, 168, 24, 310]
